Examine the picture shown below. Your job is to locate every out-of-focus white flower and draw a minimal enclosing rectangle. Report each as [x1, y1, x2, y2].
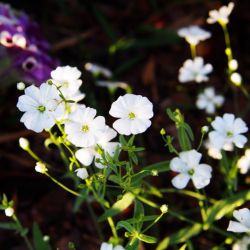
[85, 63, 113, 78]
[64, 106, 106, 147]
[17, 83, 65, 133]
[51, 66, 85, 101]
[109, 94, 153, 135]
[75, 168, 88, 180]
[209, 113, 248, 151]
[170, 149, 212, 189]
[237, 149, 250, 174]
[178, 57, 213, 83]
[207, 2, 234, 25]
[75, 126, 119, 168]
[205, 139, 233, 160]
[227, 208, 250, 233]
[4, 207, 14, 217]
[232, 236, 250, 250]
[229, 59, 238, 71]
[35, 162, 48, 174]
[96, 80, 130, 92]
[177, 25, 211, 45]
[100, 242, 125, 250]
[196, 87, 224, 114]
[17, 82, 25, 90]
[231, 72, 242, 86]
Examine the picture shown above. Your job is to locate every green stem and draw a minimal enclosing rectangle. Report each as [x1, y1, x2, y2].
[13, 215, 34, 250]
[26, 148, 42, 162]
[221, 23, 233, 63]
[44, 172, 80, 197]
[190, 43, 196, 59]
[196, 189, 207, 222]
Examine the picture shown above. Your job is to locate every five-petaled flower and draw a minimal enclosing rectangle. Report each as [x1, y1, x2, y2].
[17, 83, 65, 133]
[207, 2, 234, 25]
[51, 65, 85, 101]
[170, 149, 212, 189]
[64, 106, 106, 147]
[109, 94, 153, 135]
[209, 113, 248, 151]
[196, 87, 224, 114]
[177, 25, 211, 46]
[178, 57, 213, 83]
[75, 126, 119, 168]
[227, 208, 250, 233]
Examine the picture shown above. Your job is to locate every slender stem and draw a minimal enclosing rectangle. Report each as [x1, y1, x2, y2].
[107, 217, 118, 239]
[190, 43, 196, 59]
[44, 172, 80, 197]
[221, 23, 233, 63]
[196, 189, 207, 222]
[13, 215, 34, 250]
[142, 212, 165, 234]
[26, 149, 42, 162]
[86, 201, 104, 241]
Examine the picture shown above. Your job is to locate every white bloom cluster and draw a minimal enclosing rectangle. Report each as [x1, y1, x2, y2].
[170, 149, 212, 189]
[178, 25, 211, 45]
[207, 2, 234, 25]
[17, 67, 154, 179]
[232, 236, 250, 250]
[178, 57, 213, 83]
[196, 87, 224, 114]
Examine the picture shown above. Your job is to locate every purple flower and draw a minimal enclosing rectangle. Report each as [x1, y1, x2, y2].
[0, 3, 58, 85]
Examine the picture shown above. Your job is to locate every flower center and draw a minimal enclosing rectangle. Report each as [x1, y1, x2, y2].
[81, 124, 89, 133]
[188, 169, 195, 176]
[226, 131, 234, 137]
[37, 105, 46, 113]
[128, 112, 136, 120]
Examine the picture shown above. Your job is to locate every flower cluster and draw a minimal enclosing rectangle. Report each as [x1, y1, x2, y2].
[0, 3, 58, 85]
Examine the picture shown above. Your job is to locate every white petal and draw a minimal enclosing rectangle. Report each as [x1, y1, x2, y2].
[170, 157, 189, 172]
[233, 208, 250, 228]
[171, 173, 190, 189]
[75, 148, 95, 166]
[179, 150, 202, 167]
[227, 221, 250, 233]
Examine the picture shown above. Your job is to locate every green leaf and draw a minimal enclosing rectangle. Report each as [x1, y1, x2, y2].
[73, 189, 88, 213]
[205, 189, 250, 228]
[119, 135, 127, 146]
[134, 200, 144, 231]
[33, 223, 52, 250]
[117, 221, 135, 233]
[108, 175, 122, 185]
[156, 224, 202, 250]
[98, 192, 135, 222]
[137, 234, 157, 244]
[0, 222, 18, 230]
[126, 239, 139, 250]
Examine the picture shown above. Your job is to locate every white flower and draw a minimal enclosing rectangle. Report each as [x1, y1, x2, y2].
[227, 208, 250, 233]
[75, 168, 89, 180]
[17, 83, 65, 133]
[75, 126, 119, 168]
[85, 63, 113, 78]
[196, 87, 224, 114]
[177, 25, 211, 45]
[51, 66, 85, 101]
[232, 236, 250, 250]
[4, 207, 14, 217]
[209, 113, 248, 151]
[178, 57, 213, 83]
[170, 149, 212, 189]
[207, 2, 234, 25]
[100, 242, 125, 250]
[237, 149, 250, 174]
[109, 94, 153, 135]
[64, 106, 106, 147]
[204, 139, 223, 160]
[19, 137, 30, 150]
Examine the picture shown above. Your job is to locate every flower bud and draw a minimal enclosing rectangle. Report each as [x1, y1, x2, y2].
[201, 126, 209, 133]
[19, 137, 29, 150]
[228, 59, 238, 71]
[35, 162, 48, 174]
[231, 72, 242, 86]
[160, 204, 168, 214]
[160, 128, 166, 135]
[4, 207, 14, 217]
[16, 82, 26, 90]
